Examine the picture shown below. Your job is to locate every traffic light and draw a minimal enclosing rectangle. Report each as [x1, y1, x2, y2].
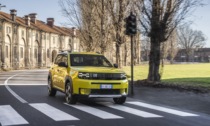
[125, 12, 137, 36]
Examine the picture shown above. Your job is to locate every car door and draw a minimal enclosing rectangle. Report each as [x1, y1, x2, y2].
[57, 54, 68, 91]
[52, 55, 63, 88]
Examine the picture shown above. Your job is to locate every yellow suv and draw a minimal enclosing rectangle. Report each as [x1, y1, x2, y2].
[48, 51, 128, 104]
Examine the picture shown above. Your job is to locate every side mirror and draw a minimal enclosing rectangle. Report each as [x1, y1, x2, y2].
[113, 63, 118, 68]
[58, 62, 67, 67]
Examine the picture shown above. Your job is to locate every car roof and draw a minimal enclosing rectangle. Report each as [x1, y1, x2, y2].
[58, 51, 102, 55]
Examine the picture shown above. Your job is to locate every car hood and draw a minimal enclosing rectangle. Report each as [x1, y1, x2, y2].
[70, 66, 125, 73]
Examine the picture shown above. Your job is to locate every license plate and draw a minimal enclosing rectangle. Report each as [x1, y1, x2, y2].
[100, 84, 112, 89]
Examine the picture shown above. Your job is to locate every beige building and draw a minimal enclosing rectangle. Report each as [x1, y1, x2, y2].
[0, 9, 80, 70]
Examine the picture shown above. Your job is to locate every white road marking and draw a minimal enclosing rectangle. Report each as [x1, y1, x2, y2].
[98, 102, 163, 118]
[0, 105, 29, 126]
[64, 103, 123, 119]
[126, 101, 199, 117]
[30, 103, 79, 121]
[4, 74, 28, 103]
[5, 83, 47, 86]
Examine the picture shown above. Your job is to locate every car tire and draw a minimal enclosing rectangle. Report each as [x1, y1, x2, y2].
[113, 96, 126, 104]
[65, 82, 77, 104]
[48, 77, 57, 96]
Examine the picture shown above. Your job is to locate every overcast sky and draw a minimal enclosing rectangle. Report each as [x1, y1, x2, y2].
[1, 0, 210, 47]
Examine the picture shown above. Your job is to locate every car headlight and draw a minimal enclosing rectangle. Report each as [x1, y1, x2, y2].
[78, 72, 90, 79]
[120, 73, 127, 79]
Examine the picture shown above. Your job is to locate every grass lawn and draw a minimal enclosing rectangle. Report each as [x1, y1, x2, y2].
[122, 63, 210, 89]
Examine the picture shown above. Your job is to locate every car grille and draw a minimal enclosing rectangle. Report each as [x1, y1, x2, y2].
[91, 89, 120, 95]
[89, 73, 124, 80]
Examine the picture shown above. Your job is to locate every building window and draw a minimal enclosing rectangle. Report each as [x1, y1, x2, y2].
[47, 49, 50, 58]
[20, 47, 23, 58]
[47, 35, 49, 40]
[43, 49, 46, 61]
[34, 49, 38, 58]
[14, 46, 17, 58]
[22, 30, 24, 36]
[6, 46, 8, 58]
[6, 27, 11, 34]
[53, 37, 55, 44]
[13, 27, 17, 34]
[36, 33, 38, 39]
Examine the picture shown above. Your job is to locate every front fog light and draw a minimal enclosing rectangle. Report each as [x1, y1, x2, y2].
[80, 89, 90, 95]
[121, 89, 127, 95]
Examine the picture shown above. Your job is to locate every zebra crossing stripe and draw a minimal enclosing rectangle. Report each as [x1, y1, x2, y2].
[0, 105, 29, 126]
[98, 102, 163, 118]
[30, 103, 79, 121]
[64, 103, 123, 119]
[126, 101, 199, 117]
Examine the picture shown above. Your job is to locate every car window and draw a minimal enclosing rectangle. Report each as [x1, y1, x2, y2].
[54, 55, 63, 65]
[70, 54, 112, 67]
[62, 55, 68, 66]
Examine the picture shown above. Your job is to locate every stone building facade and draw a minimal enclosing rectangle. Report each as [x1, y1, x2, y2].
[0, 10, 80, 70]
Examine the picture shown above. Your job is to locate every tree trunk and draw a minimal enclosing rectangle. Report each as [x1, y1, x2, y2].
[147, 38, 161, 82]
[116, 43, 121, 68]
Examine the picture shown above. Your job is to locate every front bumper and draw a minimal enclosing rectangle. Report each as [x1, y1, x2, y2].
[88, 94, 127, 98]
[72, 78, 128, 97]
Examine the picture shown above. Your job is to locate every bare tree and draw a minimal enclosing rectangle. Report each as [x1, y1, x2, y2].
[107, 0, 130, 67]
[93, 0, 113, 54]
[178, 25, 206, 62]
[160, 30, 178, 63]
[136, 0, 203, 82]
[141, 37, 150, 61]
[60, 0, 113, 53]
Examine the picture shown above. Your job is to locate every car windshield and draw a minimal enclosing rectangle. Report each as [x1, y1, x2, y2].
[70, 54, 113, 67]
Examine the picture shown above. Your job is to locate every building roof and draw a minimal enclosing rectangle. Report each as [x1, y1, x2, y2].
[0, 10, 76, 36]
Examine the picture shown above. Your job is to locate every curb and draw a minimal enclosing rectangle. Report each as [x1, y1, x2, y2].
[133, 80, 210, 94]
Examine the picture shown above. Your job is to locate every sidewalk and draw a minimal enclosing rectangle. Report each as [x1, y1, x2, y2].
[129, 85, 210, 115]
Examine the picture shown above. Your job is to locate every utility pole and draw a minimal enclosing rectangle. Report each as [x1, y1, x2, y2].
[124, 12, 137, 95]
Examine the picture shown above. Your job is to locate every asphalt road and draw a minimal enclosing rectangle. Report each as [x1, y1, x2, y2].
[0, 69, 210, 126]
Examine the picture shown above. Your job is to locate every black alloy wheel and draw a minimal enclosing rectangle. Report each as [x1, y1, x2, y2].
[65, 82, 77, 104]
[113, 96, 126, 104]
[48, 78, 56, 96]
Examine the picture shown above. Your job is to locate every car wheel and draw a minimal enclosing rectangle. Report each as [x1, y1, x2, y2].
[48, 77, 56, 96]
[65, 82, 77, 104]
[113, 97, 126, 104]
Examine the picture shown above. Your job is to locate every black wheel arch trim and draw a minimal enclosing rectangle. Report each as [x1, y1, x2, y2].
[65, 76, 73, 84]
[65, 76, 74, 93]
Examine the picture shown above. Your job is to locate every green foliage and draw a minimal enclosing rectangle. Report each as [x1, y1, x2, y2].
[123, 63, 210, 88]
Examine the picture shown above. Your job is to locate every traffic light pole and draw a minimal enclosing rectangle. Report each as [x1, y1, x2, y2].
[130, 35, 134, 95]
[124, 12, 136, 96]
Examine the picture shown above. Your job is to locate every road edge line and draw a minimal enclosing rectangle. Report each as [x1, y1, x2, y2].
[4, 74, 28, 104]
